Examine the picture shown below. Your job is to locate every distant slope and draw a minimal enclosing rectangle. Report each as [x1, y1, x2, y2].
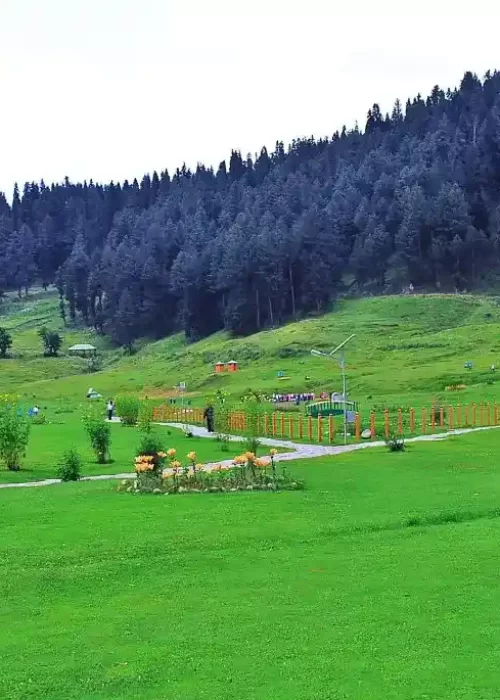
[4, 293, 500, 410]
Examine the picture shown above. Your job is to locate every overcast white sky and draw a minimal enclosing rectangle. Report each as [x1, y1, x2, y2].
[1, 0, 499, 199]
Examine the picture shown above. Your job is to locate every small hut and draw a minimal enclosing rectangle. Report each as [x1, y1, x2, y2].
[68, 343, 97, 358]
[227, 360, 238, 373]
[214, 362, 225, 374]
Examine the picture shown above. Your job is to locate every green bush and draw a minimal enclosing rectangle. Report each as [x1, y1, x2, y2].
[136, 431, 164, 458]
[83, 410, 111, 464]
[0, 397, 30, 471]
[385, 433, 406, 452]
[116, 395, 140, 426]
[58, 449, 82, 481]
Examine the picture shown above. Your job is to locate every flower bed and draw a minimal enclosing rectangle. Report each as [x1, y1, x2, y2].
[117, 449, 304, 495]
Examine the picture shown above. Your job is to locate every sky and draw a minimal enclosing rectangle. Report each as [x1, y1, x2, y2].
[1, 0, 499, 199]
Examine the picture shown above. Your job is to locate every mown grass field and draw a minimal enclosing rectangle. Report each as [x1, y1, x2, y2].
[2, 430, 500, 699]
[2, 290, 500, 414]
[0, 407, 271, 484]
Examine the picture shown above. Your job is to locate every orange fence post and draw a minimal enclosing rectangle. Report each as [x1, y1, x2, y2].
[384, 409, 390, 439]
[355, 413, 361, 441]
[264, 414, 269, 435]
[281, 413, 285, 437]
[328, 415, 334, 443]
[299, 415, 303, 439]
[421, 407, 427, 434]
[439, 407, 444, 429]
[397, 409, 403, 435]
[370, 412, 376, 440]
[480, 403, 485, 426]
[472, 404, 477, 426]
[457, 404, 462, 428]
[465, 405, 470, 426]
[289, 414, 294, 439]
[448, 406, 454, 431]
[318, 415, 323, 442]
[409, 408, 415, 433]
[487, 403, 491, 426]
[431, 405, 436, 432]
[272, 413, 277, 436]
[495, 404, 499, 426]
[308, 416, 313, 441]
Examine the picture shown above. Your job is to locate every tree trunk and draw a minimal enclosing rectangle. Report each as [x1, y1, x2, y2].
[289, 264, 296, 317]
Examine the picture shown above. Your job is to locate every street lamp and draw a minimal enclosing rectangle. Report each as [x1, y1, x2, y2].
[311, 334, 356, 445]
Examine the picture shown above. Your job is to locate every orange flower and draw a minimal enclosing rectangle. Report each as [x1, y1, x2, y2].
[254, 458, 270, 469]
[233, 455, 246, 465]
[244, 451, 256, 462]
[187, 451, 197, 462]
[167, 448, 176, 458]
[157, 452, 167, 459]
[213, 464, 222, 472]
[171, 460, 181, 470]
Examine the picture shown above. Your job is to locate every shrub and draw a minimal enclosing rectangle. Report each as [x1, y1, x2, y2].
[38, 327, 62, 357]
[0, 397, 31, 471]
[83, 409, 111, 464]
[0, 327, 12, 358]
[58, 449, 82, 481]
[116, 395, 140, 426]
[385, 433, 406, 452]
[136, 430, 164, 458]
[32, 413, 47, 425]
[138, 401, 154, 433]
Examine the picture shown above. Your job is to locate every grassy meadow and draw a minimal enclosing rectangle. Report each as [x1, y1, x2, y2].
[2, 431, 500, 698]
[2, 290, 500, 698]
[2, 290, 500, 415]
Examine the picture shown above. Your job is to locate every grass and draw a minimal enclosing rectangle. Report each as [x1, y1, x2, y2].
[3, 290, 500, 415]
[0, 407, 274, 484]
[2, 430, 500, 698]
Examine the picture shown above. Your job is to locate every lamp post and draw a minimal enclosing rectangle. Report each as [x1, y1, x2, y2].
[311, 334, 355, 445]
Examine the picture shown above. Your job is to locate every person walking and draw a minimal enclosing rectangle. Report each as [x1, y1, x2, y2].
[204, 404, 214, 433]
[107, 399, 114, 421]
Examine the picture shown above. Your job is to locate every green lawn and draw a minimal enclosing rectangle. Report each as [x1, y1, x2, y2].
[1, 430, 500, 699]
[0, 408, 270, 484]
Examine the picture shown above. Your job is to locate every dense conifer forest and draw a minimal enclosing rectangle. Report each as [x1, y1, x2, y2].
[2, 70, 500, 344]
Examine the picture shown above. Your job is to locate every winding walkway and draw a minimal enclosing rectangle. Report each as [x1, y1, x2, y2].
[1, 422, 499, 490]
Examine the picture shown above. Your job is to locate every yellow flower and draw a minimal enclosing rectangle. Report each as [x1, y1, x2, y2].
[244, 451, 256, 461]
[195, 463, 203, 470]
[233, 455, 246, 465]
[167, 448, 176, 458]
[187, 451, 197, 462]
[157, 452, 167, 459]
[171, 460, 181, 470]
[254, 458, 270, 469]
[269, 448, 278, 456]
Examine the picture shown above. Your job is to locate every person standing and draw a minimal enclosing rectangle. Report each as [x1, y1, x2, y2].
[204, 404, 214, 433]
[107, 399, 114, 421]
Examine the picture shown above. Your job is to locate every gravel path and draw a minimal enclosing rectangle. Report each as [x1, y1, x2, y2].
[1, 422, 498, 490]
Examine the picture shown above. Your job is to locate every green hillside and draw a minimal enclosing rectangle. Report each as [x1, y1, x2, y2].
[3, 290, 500, 410]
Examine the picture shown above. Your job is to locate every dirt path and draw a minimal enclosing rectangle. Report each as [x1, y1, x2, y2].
[0, 422, 498, 490]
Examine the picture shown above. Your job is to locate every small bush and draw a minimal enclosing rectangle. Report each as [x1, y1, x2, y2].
[32, 413, 47, 425]
[136, 431, 164, 458]
[83, 410, 111, 464]
[58, 449, 82, 481]
[116, 395, 140, 426]
[385, 433, 406, 452]
[0, 397, 30, 471]
[244, 436, 261, 454]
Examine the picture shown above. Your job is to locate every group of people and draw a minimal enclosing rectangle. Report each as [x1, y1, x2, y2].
[270, 392, 316, 405]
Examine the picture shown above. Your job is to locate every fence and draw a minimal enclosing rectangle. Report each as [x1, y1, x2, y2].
[152, 403, 500, 444]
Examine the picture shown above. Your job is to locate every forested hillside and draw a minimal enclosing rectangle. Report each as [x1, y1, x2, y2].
[2, 70, 500, 345]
